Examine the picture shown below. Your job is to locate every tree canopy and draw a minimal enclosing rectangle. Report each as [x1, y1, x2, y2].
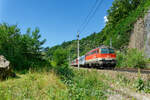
[0, 23, 46, 70]
[46, 0, 150, 60]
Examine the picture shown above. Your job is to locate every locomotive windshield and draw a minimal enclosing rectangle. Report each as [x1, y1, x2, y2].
[101, 48, 114, 54]
[109, 48, 114, 53]
[101, 48, 109, 54]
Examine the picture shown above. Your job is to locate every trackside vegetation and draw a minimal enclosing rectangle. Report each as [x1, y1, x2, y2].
[116, 49, 148, 68]
[0, 69, 110, 100]
[46, 0, 150, 68]
[0, 0, 150, 99]
[0, 0, 149, 71]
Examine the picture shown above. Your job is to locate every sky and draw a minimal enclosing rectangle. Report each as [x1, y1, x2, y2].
[0, 0, 114, 47]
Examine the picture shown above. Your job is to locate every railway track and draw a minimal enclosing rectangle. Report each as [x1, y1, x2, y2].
[74, 66, 150, 74]
[114, 68, 150, 74]
[73, 66, 150, 99]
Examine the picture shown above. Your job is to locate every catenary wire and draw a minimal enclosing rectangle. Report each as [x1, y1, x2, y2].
[77, 0, 99, 33]
[79, 0, 104, 34]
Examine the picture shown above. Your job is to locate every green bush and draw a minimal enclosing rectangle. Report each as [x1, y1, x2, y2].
[117, 73, 130, 86]
[117, 49, 148, 68]
[116, 51, 126, 67]
[65, 70, 109, 100]
[55, 65, 74, 80]
[50, 48, 74, 80]
[0, 23, 47, 70]
[135, 77, 150, 93]
[143, 81, 150, 93]
[135, 78, 145, 91]
[52, 48, 68, 66]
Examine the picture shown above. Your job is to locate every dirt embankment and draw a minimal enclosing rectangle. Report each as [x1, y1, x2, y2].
[79, 67, 150, 100]
[98, 69, 150, 100]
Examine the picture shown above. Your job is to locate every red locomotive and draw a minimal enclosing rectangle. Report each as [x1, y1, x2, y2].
[71, 45, 116, 69]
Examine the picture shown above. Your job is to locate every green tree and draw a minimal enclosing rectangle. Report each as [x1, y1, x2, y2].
[0, 23, 47, 70]
[53, 48, 68, 66]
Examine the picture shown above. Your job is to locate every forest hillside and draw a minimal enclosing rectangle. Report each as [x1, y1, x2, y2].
[46, 0, 150, 61]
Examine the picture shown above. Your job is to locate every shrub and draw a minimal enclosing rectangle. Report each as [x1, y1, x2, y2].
[117, 73, 130, 86]
[144, 81, 150, 93]
[50, 48, 74, 80]
[135, 69, 150, 93]
[65, 70, 109, 100]
[135, 78, 145, 91]
[55, 65, 74, 80]
[116, 51, 126, 68]
[117, 49, 148, 68]
[126, 49, 147, 68]
[52, 48, 68, 66]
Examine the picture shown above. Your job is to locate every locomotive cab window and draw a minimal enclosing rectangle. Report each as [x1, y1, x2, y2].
[109, 49, 114, 53]
[101, 48, 109, 54]
[101, 48, 114, 54]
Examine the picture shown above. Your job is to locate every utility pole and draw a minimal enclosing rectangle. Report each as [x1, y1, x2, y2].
[69, 49, 71, 66]
[110, 38, 112, 48]
[77, 32, 80, 70]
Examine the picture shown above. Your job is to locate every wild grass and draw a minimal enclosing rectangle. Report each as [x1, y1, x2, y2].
[105, 70, 150, 94]
[116, 49, 148, 68]
[0, 71, 68, 100]
[0, 68, 110, 100]
[65, 69, 109, 100]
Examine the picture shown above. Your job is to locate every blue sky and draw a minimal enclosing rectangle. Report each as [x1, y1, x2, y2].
[0, 0, 113, 47]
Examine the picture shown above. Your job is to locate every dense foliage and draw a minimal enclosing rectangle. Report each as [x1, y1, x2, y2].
[1, 0, 150, 99]
[116, 49, 147, 68]
[51, 48, 74, 80]
[0, 23, 47, 70]
[65, 70, 109, 100]
[46, 0, 150, 61]
[1, 0, 150, 71]
[0, 69, 110, 100]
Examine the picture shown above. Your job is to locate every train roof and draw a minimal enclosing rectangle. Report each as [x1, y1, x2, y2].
[86, 45, 114, 55]
[99, 45, 108, 48]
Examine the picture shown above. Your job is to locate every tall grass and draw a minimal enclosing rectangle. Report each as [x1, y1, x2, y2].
[0, 68, 110, 100]
[64, 69, 109, 100]
[116, 49, 148, 68]
[0, 71, 68, 100]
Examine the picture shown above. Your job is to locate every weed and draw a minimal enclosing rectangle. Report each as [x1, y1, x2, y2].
[117, 74, 130, 86]
[135, 78, 145, 91]
[65, 69, 109, 100]
[55, 65, 74, 80]
[0, 69, 110, 100]
[117, 49, 148, 68]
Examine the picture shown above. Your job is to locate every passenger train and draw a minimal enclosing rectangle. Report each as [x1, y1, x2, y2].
[71, 45, 116, 69]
